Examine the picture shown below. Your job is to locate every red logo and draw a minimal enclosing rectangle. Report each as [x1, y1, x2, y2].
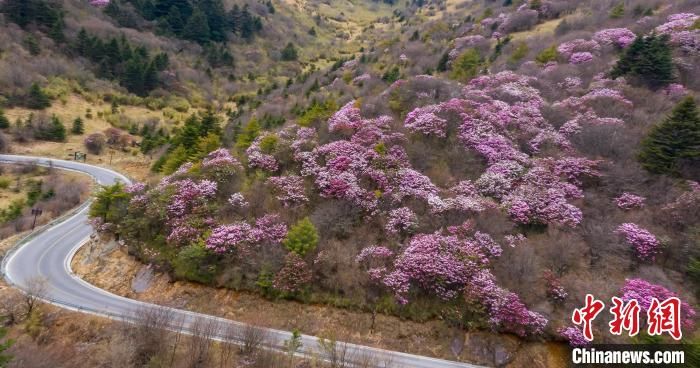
[609, 297, 640, 337]
[647, 297, 682, 340]
[572, 294, 605, 341]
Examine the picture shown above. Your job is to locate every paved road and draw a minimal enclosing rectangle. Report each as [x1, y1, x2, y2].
[0, 154, 483, 368]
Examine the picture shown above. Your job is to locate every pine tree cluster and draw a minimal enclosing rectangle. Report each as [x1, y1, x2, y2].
[74, 29, 169, 96]
[108, 0, 263, 44]
[611, 33, 675, 89]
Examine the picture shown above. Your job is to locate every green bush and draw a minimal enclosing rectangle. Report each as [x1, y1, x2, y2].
[450, 49, 483, 82]
[173, 243, 215, 284]
[283, 217, 319, 256]
[535, 45, 558, 64]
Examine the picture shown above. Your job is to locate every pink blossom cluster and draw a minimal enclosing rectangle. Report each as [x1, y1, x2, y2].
[404, 104, 448, 137]
[655, 13, 698, 34]
[620, 278, 696, 330]
[664, 83, 688, 99]
[266, 175, 308, 207]
[557, 39, 601, 58]
[125, 182, 146, 194]
[328, 100, 363, 133]
[202, 148, 242, 178]
[166, 179, 218, 219]
[558, 326, 589, 347]
[593, 28, 637, 48]
[543, 270, 568, 302]
[662, 181, 700, 225]
[655, 13, 700, 54]
[352, 74, 372, 85]
[228, 192, 249, 208]
[89, 0, 110, 6]
[465, 270, 548, 336]
[246, 135, 279, 172]
[569, 51, 594, 64]
[559, 77, 582, 89]
[206, 214, 287, 254]
[356, 245, 394, 263]
[504, 233, 526, 247]
[356, 245, 394, 282]
[614, 193, 646, 210]
[615, 223, 660, 261]
[385, 207, 418, 234]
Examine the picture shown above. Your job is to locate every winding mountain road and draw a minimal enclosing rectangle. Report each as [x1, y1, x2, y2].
[0, 154, 481, 368]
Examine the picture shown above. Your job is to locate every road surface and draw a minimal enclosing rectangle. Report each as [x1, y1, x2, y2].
[0, 154, 482, 368]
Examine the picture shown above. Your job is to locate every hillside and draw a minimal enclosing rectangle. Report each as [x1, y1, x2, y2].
[1, 0, 700, 367]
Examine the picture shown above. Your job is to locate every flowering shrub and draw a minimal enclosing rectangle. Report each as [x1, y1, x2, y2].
[404, 105, 448, 137]
[620, 278, 696, 330]
[569, 52, 594, 64]
[559, 326, 589, 347]
[557, 39, 601, 58]
[543, 270, 568, 302]
[246, 135, 279, 172]
[615, 223, 660, 261]
[202, 148, 242, 179]
[614, 193, 646, 210]
[267, 176, 308, 207]
[385, 207, 418, 234]
[228, 193, 249, 208]
[593, 28, 636, 48]
[328, 100, 362, 133]
[273, 253, 312, 293]
[206, 215, 287, 254]
[504, 233, 527, 247]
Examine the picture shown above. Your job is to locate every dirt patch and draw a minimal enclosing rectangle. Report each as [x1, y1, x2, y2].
[72, 238, 569, 366]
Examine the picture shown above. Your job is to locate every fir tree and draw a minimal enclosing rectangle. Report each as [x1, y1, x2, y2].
[184, 7, 211, 44]
[49, 115, 66, 141]
[164, 6, 186, 35]
[639, 97, 700, 178]
[611, 33, 674, 89]
[26, 83, 51, 110]
[75, 28, 90, 56]
[71, 117, 85, 135]
[281, 42, 298, 61]
[199, 110, 221, 137]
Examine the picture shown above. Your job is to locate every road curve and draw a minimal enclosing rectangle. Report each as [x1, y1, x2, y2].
[0, 154, 483, 368]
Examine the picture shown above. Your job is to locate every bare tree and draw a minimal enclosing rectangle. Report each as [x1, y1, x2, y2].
[239, 322, 267, 357]
[0, 289, 25, 324]
[23, 276, 48, 316]
[130, 306, 173, 366]
[317, 334, 351, 368]
[185, 317, 218, 368]
[218, 322, 238, 368]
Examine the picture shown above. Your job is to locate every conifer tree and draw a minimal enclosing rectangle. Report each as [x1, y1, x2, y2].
[639, 97, 700, 177]
[611, 33, 674, 89]
[283, 217, 319, 256]
[71, 117, 85, 135]
[281, 42, 298, 61]
[184, 7, 211, 44]
[26, 83, 51, 110]
[49, 115, 66, 141]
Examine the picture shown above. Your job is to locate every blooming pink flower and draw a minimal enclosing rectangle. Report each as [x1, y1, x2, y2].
[620, 278, 696, 330]
[614, 193, 646, 210]
[615, 223, 660, 261]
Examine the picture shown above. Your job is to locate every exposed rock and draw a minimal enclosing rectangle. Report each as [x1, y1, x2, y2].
[462, 332, 520, 367]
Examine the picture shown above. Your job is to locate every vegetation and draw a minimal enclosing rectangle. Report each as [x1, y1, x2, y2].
[639, 97, 700, 177]
[282, 218, 319, 257]
[611, 33, 675, 89]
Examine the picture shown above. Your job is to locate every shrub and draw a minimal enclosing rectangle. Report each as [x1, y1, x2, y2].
[0, 109, 9, 129]
[450, 49, 483, 82]
[282, 217, 319, 256]
[84, 133, 106, 154]
[281, 42, 298, 61]
[535, 45, 558, 64]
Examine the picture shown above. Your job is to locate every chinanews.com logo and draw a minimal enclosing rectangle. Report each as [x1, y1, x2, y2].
[566, 294, 693, 367]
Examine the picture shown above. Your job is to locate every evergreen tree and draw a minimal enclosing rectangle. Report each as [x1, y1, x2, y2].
[71, 117, 85, 135]
[450, 48, 483, 82]
[49, 115, 66, 141]
[161, 145, 190, 174]
[639, 97, 700, 178]
[0, 109, 9, 129]
[184, 7, 211, 44]
[164, 5, 185, 35]
[283, 217, 319, 256]
[382, 66, 401, 83]
[198, 110, 221, 137]
[75, 28, 90, 56]
[154, 0, 191, 19]
[611, 33, 674, 89]
[609, 3, 625, 18]
[26, 83, 51, 110]
[89, 183, 129, 223]
[178, 115, 202, 151]
[235, 118, 260, 150]
[436, 51, 449, 72]
[281, 42, 298, 61]
[200, 0, 227, 42]
[24, 35, 41, 56]
[48, 16, 65, 43]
